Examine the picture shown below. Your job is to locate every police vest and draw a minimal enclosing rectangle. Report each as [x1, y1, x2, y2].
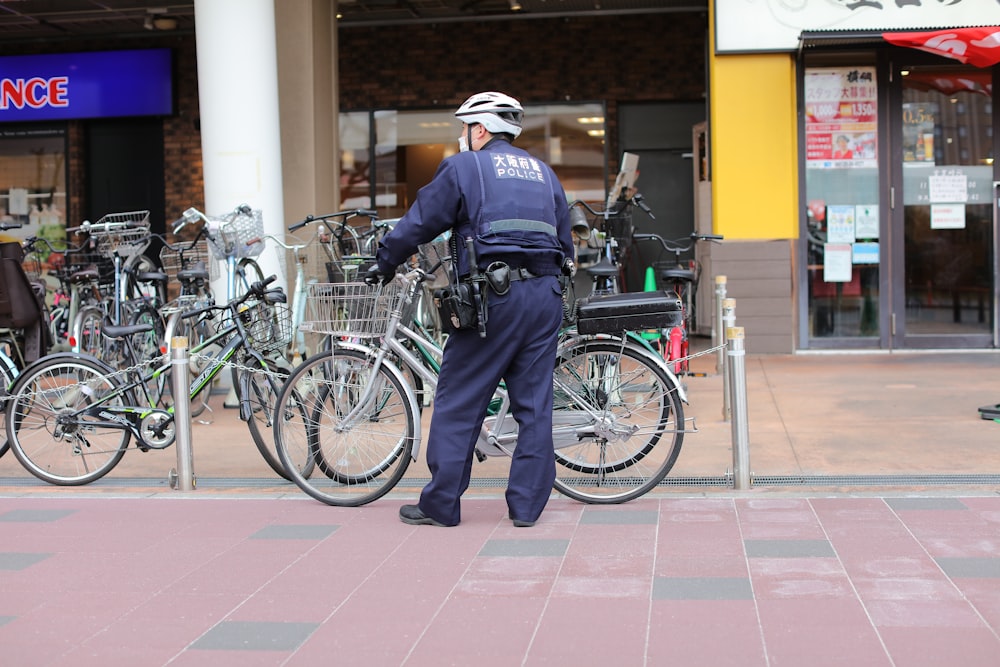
[470, 149, 562, 270]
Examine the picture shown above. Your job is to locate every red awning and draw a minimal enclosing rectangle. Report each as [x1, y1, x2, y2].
[883, 27, 1000, 68]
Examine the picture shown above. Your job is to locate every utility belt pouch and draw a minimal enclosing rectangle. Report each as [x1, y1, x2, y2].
[433, 282, 479, 332]
[484, 261, 511, 296]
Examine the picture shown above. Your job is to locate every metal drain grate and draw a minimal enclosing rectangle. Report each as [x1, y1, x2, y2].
[3, 474, 999, 491]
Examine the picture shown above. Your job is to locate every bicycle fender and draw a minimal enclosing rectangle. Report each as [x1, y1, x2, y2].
[329, 341, 424, 461]
[18, 350, 119, 377]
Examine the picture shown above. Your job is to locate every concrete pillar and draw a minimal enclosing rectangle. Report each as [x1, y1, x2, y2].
[275, 0, 339, 231]
[194, 0, 285, 291]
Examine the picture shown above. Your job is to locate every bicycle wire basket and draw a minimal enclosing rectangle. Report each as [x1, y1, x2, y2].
[206, 208, 265, 261]
[222, 298, 293, 353]
[300, 281, 403, 338]
[87, 210, 151, 258]
[416, 232, 452, 289]
[159, 237, 220, 283]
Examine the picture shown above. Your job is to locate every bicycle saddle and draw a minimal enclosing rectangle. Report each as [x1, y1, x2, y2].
[177, 262, 210, 282]
[136, 270, 168, 285]
[102, 316, 154, 340]
[659, 266, 695, 284]
[69, 268, 100, 284]
[585, 257, 619, 278]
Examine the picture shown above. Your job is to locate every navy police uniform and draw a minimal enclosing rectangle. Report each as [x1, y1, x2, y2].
[376, 136, 574, 526]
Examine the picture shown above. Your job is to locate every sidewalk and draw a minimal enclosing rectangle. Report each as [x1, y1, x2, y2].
[1, 349, 998, 665]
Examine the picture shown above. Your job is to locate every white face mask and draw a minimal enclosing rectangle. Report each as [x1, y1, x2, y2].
[458, 135, 469, 153]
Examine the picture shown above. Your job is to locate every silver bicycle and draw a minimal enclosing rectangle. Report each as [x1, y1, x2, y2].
[273, 264, 690, 507]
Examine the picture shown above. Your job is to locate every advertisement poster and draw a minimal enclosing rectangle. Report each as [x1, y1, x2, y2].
[826, 205, 856, 243]
[902, 102, 937, 164]
[805, 67, 878, 169]
[854, 205, 879, 239]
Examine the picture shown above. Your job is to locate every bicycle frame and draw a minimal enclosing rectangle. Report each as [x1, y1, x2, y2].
[327, 270, 687, 464]
[51, 308, 272, 446]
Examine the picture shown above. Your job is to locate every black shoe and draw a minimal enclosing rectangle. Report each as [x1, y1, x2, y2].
[508, 512, 535, 528]
[399, 504, 448, 527]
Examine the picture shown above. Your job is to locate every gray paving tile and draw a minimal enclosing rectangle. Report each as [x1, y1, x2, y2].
[0, 616, 16, 627]
[0, 509, 76, 522]
[190, 621, 319, 651]
[653, 577, 754, 600]
[250, 524, 338, 540]
[935, 557, 1000, 579]
[580, 509, 658, 525]
[886, 498, 969, 511]
[479, 539, 569, 558]
[0, 552, 53, 571]
[744, 539, 835, 558]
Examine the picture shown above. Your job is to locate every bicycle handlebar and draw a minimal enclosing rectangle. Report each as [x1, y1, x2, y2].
[245, 234, 308, 252]
[569, 192, 655, 220]
[632, 231, 724, 255]
[288, 208, 379, 232]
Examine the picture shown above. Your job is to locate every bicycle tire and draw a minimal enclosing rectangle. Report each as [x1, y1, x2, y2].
[274, 348, 418, 507]
[128, 302, 167, 407]
[239, 354, 315, 480]
[236, 257, 266, 299]
[550, 338, 685, 503]
[0, 360, 17, 458]
[7, 354, 131, 485]
[70, 305, 105, 359]
[124, 253, 166, 305]
[164, 310, 214, 418]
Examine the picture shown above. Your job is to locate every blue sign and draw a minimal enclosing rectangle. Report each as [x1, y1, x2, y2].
[0, 49, 172, 122]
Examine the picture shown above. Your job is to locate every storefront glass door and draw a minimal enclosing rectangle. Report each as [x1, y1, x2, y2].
[803, 65, 882, 345]
[895, 64, 995, 348]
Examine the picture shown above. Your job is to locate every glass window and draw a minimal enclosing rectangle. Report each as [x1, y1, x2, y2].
[0, 124, 67, 248]
[803, 66, 880, 339]
[340, 103, 607, 218]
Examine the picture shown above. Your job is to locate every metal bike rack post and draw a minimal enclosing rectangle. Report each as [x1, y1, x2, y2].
[714, 275, 727, 374]
[721, 298, 736, 422]
[169, 336, 196, 491]
[726, 326, 751, 490]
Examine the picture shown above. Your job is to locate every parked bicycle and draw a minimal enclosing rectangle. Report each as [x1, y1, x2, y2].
[634, 231, 723, 374]
[273, 260, 689, 507]
[4, 275, 299, 485]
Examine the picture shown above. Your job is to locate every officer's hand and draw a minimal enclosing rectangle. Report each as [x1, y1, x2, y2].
[561, 258, 577, 279]
[364, 264, 393, 286]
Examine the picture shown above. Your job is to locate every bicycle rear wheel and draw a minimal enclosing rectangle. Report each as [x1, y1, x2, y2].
[551, 338, 685, 503]
[239, 354, 314, 480]
[274, 348, 417, 506]
[7, 354, 130, 485]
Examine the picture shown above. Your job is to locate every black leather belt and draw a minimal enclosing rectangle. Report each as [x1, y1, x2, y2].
[508, 267, 539, 282]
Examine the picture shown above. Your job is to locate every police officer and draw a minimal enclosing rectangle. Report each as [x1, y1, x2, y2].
[369, 92, 575, 528]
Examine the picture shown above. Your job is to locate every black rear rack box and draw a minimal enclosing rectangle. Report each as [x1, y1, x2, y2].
[575, 290, 682, 335]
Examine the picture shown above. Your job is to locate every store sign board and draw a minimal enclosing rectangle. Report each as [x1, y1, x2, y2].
[715, 0, 1000, 54]
[0, 49, 172, 121]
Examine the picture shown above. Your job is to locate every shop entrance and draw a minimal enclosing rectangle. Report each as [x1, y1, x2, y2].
[803, 59, 996, 350]
[892, 63, 995, 348]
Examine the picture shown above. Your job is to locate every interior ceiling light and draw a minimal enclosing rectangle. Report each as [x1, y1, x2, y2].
[509, 0, 523, 11]
[577, 117, 604, 124]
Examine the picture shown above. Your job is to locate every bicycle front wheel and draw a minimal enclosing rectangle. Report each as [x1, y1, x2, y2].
[7, 354, 130, 485]
[551, 339, 685, 503]
[274, 348, 417, 506]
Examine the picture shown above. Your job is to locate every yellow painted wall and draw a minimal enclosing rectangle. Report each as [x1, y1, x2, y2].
[709, 53, 799, 240]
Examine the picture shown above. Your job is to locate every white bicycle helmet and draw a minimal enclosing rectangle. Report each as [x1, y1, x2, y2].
[455, 91, 524, 138]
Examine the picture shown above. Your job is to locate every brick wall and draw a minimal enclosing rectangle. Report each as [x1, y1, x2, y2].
[1, 11, 706, 226]
[338, 12, 707, 176]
